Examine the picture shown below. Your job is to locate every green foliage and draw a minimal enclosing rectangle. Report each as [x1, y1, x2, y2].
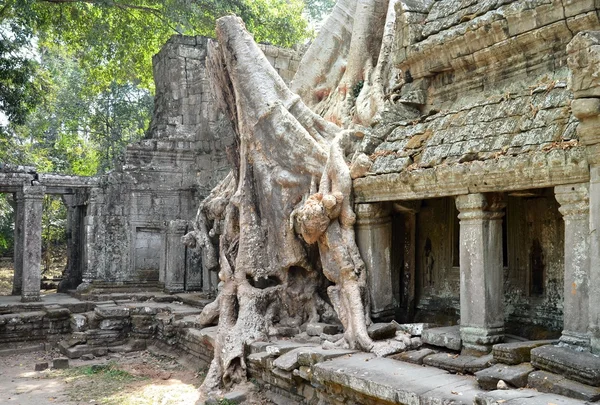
[352, 80, 364, 98]
[41, 195, 66, 274]
[3, 0, 310, 92]
[0, 195, 14, 256]
[304, 0, 336, 24]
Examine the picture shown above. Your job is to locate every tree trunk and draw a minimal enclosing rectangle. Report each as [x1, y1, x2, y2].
[189, 1, 404, 394]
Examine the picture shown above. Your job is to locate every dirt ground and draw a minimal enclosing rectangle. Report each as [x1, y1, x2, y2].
[0, 347, 203, 405]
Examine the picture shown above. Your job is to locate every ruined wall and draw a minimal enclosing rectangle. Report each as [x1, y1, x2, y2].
[84, 36, 302, 292]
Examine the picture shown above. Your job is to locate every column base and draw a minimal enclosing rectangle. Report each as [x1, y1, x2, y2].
[21, 293, 41, 303]
[164, 283, 185, 293]
[460, 325, 504, 355]
[560, 330, 591, 352]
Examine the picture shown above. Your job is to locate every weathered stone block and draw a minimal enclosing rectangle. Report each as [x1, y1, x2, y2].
[390, 348, 436, 365]
[422, 326, 462, 351]
[368, 323, 397, 340]
[528, 370, 600, 402]
[265, 340, 314, 356]
[70, 314, 88, 332]
[531, 345, 600, 386]
[393, 322, 435, 337]
[475, 363, 534, 390]
[305, 322, 340, 336]
[492, 340, 555, 365]
[52, 357, 69, 369]
[95, 306, 130, 319]
[297, 347, 356, 367]
[35, 362, 48, 371]
[423, 353, 494, 375]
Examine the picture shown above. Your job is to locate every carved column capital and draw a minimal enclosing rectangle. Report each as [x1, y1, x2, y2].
[455, 193, 505, 221]
[17, 184, 45, 201]
[355, 202, 392, 226]
[555, 183, 589, 218]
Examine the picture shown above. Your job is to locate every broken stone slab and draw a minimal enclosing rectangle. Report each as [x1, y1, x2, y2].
[393, 321, 436, 337]
[296, 347, 356, 366]
[265, 340, 315, 356]
[390, 348, 436, 365]
[81, 354, 94, 361]
[475, 363, 534, 390]
[528, 370, 600, 402]
[312, 352, 481, 404]
[291, 332, 321, 344]
[372, 340, 407, 357]
[319, 332, 343, 343]
[273, 347, 308, 371]
[94, 306, 130, 319]
[58, 341, 108, 359]
[531, 345, 600, 386]
[474, 389, 593, 405]
[368, 323, 397, 340]
[247, 352, 273, 369]
[52, 357, 69, 369]
[248, 340, 271, 354]
[99, 318, 129, 330]
[64, 332, 87, 347]
[305, 322, 340, 336]
[423, 353, 495, 375]
[34, 362, 48, 371]
[492, 339, 556, 365]
[421, 325, 462, 351]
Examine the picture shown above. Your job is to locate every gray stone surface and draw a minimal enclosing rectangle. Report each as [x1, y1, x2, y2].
[390, 348, 436, 365]
[493, 340, 556, 365]
[531, 345, 600, 386]
[423, 353, 495, 375]
[475, 363, 534, 390]
[272, 347, 304, 372]
[265, 340, 314, 356]
[296, 347, 356, 366]
[305, 323, 340, 336]
[528, 370, 600, 402]
[34, 362, 48, 371]
[312, 352, 481, 404]
[422, 325, 462, 351]
[474, 389, 592, 405]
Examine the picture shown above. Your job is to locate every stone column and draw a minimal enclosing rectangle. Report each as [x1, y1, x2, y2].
[455, 193, 506, 355]
[80, 188, 104, 290]
[18, 184, 45, 302]
[555, 184, 590, 350]
[11, 193, 23, 295]
[393, 201, 420, 323]
[355, 202, 397, 321]
[164, 219, 187, 293]
[567, 32, 600, 354]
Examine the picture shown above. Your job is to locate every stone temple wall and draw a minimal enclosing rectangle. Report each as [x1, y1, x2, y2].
[83, 35, 302, 293]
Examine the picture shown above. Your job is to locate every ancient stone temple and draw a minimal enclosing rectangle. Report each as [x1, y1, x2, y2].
[3, 1, 600, 404]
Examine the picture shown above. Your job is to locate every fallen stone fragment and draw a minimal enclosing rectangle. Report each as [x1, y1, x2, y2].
[368, 323, 397, 340]
[497, 380, 508, 390]
[34, 362, 48, 371]
[273, 347, 305, 371]
[306, 322, 340, 336]
[528, 370, 600, 402]
[81, 354, 95, 361]
[393, 322, 436, 337]
[492, 340, 556, 365]
[421, 326, 462, 351]
[423, 353, 494, 374]
[372, 340, 406, 357]
[390, 348, 436, 365]
[52, 357, 69, 369]
[475, 363, 534, 390]
[531, 345, 600, 386]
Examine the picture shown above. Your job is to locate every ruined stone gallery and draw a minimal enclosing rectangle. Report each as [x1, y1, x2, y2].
[2, 0, 600, 404]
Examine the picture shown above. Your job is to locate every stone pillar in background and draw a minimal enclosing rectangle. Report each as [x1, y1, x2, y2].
[59, 193, 85, 292]
[455, 193, 506, 355]
[355, 202, 397, 321]
[81, 188, 104, 290]
[164, 219, 188, 293]
[555, 183, 590, 350]
[11, 193, 23, 295]
[567, 31, 600, 354]
[19, 184, 45, 302]
[393, 201, 420, 323]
